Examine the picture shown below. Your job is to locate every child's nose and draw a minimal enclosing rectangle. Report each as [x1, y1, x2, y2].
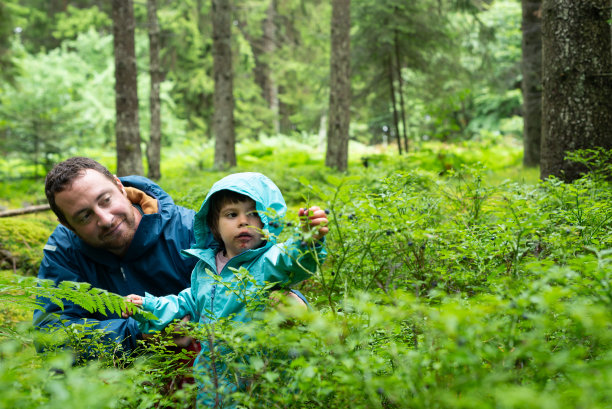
[238, 214, 249, 226]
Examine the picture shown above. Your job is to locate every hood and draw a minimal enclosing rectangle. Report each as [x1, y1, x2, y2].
[71, 175, 186, 264]
[192, 172, 286, 249]
[119, 175, 177, 261]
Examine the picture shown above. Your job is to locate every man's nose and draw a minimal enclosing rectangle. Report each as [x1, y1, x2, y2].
[96, 208, 114, 227]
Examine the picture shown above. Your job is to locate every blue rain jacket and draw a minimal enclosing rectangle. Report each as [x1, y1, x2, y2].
[135, 172, 326, 407]
[33, 176, 210, 352]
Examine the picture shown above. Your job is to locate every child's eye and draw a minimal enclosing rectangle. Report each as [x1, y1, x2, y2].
[225, 212, 237, 218]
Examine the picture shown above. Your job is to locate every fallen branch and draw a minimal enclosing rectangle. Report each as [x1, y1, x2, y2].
[0, 204, 51, 218]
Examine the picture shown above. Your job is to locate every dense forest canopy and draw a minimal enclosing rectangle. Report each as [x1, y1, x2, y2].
[0, 0, 526, 177]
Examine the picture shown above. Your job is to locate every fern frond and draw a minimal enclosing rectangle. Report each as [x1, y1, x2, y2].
[0, 273, 132, 318]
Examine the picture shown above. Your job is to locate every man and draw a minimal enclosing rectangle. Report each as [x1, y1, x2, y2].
[34, 157, 308, 353]
[34, 157, 206, 352]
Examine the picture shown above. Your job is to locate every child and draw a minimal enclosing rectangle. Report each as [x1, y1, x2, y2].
[124, 172, 328, 407]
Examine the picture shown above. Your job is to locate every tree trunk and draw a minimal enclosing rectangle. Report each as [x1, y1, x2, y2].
[278, 84, 292, 134]
[147, 0, 162, 180]
[325, 0, 351, 171]
[387, 54, 402, 155]
[112, 0, 143, 176]
[540, 0, 612, 181]
[521, 0, 542, 167]
[262, 0, 279, 134]
[237, 1, 280, 134]
[394, 29, 409, 153]
[212, 0, 236, 170]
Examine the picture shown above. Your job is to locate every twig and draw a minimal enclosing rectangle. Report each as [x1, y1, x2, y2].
[0, 204, 51, 218]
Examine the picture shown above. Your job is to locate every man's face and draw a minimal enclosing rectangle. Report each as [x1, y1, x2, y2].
[216, 199, 264, 259]
[54, 169, 141, 256]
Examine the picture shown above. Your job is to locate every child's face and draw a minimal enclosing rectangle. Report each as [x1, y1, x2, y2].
[217, 199, 264, 259]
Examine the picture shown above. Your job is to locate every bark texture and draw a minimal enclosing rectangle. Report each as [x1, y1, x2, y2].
[394, 29, 408, 153]
[388, 55, 402, 155]
[112, 0, 143, 176]
[212, 0, 236, 169]
[147, 0, 162, 180]
[237, 1, 280, 134]
[325, 0, 351, 171]
[540, 0, 612, 181]
[521, 0, 542, 167]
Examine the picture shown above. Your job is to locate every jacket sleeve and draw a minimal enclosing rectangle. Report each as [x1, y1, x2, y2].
[136, 288, 198, 334]
[34, 240, 142, 352]
[263, 238, 327, 286]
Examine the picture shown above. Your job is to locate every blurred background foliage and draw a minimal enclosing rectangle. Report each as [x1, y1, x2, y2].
[0, 0, 523, 179]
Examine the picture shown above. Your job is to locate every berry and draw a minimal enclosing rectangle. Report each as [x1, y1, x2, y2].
[324, 209, 330, 214]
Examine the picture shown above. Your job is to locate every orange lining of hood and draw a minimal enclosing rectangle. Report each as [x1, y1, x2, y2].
[125, 187, 158, 214]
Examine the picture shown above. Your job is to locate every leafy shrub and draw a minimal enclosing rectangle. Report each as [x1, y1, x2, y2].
[1, 144, 611, 408]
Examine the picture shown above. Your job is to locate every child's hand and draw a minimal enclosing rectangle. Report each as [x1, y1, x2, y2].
[122, 294, 143, 318]
[299, 206, 329, 241]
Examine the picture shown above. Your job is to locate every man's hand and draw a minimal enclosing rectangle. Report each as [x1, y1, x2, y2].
[299, 206, 329, 241]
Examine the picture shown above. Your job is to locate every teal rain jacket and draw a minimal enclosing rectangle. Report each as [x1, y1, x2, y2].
[135, 172, 326, 407]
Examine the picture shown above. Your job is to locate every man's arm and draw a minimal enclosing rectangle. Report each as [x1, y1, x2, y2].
[34, 234, 143, 352]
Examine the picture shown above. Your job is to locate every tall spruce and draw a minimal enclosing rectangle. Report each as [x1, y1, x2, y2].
[521, 0, 542, 167]
[237, 0, 280, 134]
[326, 0, 351, 171]
[146, 0, 162, 180]
[351, 0, 449, 146]
[112, 0, 143, 176]
[212, 0, 236, 169]
[0, 2, 18, 84]
[540, 0, 612, 181]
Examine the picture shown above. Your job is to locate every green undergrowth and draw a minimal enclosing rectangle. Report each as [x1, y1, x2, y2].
[0, 141, 611, 408]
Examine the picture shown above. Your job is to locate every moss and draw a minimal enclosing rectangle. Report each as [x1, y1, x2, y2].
[0, 214, 56, 276]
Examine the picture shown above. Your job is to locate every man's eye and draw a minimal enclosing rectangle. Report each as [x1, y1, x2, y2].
[78, 213, 91, 224]
[100, 196, 111, 206]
